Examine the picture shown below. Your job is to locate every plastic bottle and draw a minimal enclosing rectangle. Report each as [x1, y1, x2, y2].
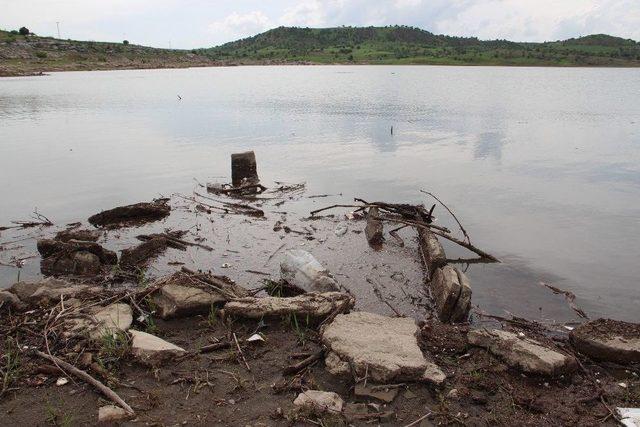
[280, 249, 339, 293]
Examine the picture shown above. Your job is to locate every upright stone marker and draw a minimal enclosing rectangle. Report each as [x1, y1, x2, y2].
[231, 151, 259, 187]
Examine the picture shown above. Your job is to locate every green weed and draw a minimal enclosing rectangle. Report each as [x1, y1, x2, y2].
[0, 338, 20, 397]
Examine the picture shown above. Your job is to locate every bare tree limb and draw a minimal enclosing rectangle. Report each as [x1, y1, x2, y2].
[32, 350, 134, 415]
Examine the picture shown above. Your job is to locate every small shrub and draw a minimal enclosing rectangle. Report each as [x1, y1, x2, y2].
[123, 40, 129, 45]
[35, 51, 47, 59]
[10, 30, 19, 35]
[18, 27, 30, 36]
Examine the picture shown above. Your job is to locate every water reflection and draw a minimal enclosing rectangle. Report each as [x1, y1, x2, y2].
[0, 65, 639, 321]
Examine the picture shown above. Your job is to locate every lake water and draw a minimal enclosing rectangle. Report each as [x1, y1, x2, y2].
[1, 65, 639, 322]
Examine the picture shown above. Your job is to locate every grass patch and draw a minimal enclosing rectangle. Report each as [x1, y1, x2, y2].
[0, 338, 20, 397]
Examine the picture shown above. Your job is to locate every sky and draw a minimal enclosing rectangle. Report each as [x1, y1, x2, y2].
[1, 0, 639, 49]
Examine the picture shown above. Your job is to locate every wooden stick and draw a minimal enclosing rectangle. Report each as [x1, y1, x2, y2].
[429, 228, 499, 262]
[403, 412, 432, 427]
[199, 341, 231, 354]
[382, 216, 498, 262]
[283, 351, 323, 375]
[233, 333, 251, 372]
[32, 350, 134, 415]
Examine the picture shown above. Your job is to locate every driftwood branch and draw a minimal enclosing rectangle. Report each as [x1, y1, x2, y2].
[32, 350, 134, 415]
[420, 190, 470, 243]
[310, 204, 373, 216]
[429, 227, 499, 262]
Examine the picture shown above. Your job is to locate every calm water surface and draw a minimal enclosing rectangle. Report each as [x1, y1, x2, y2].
[1, 65, 639, 322]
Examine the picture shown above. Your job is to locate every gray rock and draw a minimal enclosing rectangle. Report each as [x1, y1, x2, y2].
[152, 284, 225, 319]
[73, 251, 102, 275]
[324, 351, 351, 376]
[37, 239, 117, 264]
[430, 265, 471, 323]
[570, 318, 640, 364]
[67, 303, 133, 340]
[0, 290, 25, 310]
[27, 283, 101, 305]
[321, 311, 445, 384]
[129, 330, 185, 365]
[224, 292, 354, 319]
[468, 329, 577, 376]
[38, 239, 117, 276]
[98, 405, 131, 423]
[293, 390, 343, 415]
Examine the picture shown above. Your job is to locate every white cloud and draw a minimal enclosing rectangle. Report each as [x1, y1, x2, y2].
[207, 11, 271, 42]
[1, 0, 638, 48]
[280, 1, 327, 27]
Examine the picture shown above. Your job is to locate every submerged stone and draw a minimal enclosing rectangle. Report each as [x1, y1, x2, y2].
[570, 318, 640, 364]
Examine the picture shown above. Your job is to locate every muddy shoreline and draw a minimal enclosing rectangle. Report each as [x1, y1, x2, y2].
[1, 167, 639, 425]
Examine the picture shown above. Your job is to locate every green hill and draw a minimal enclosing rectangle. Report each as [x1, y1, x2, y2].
[2, 25, 639, 76]
[202, 26, 640, 67]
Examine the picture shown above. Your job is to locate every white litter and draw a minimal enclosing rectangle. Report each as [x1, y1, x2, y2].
[246, 333, 265, 343]
[618, 407, 640, 427]
[56, 377, 69, 386]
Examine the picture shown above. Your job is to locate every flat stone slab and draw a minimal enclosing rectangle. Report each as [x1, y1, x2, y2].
[293, 390, 343, 415]
[129, 330, 185, 365]
[224, 292, 354, 319]
[570, 318, 640, 364]
[9, 278, 102, 306]
[152, 284, 225, 319]
[468, 329, 577, 376]
[10, 278, 82, 301]
[321, 311, 445, 384]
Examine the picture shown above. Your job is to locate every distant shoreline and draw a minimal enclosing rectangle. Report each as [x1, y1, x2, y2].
[4, 59, 640, 77]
